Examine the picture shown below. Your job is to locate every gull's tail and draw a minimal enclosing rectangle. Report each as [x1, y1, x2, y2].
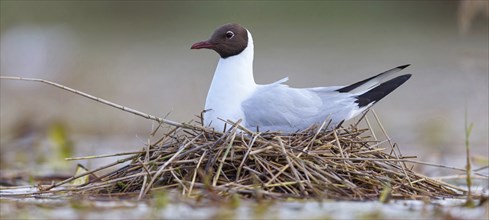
[354, 74, 411, 107]
[336, 64, 412, 108]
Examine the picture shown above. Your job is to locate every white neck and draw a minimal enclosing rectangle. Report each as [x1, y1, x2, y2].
[214, 31, 255, 88]
[204, 31, 256, 130]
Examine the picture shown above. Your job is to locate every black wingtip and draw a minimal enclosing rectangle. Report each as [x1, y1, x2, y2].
[397, 64, 411, 69]
[337, 64, 412, 93]
[355, 73, 412, 108]
[400, 73, 412, 80]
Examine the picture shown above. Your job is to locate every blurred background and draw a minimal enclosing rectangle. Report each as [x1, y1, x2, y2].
[1, 1, 488, 177]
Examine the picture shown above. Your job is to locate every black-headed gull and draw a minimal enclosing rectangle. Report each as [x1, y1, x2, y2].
[191, 24, 411, 132]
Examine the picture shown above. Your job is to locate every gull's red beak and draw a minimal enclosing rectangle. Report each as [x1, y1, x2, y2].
[191, 41, 214, 49]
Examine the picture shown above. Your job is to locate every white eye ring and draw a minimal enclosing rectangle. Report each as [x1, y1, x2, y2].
[225, 31, 235, 39]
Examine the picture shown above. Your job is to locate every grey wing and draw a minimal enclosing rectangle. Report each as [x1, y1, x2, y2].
[242, 84, 359, 131]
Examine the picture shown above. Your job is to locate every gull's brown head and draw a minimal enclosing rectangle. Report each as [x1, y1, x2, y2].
[191, 23, 249, 58]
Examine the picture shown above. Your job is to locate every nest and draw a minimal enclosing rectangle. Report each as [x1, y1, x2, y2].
[56, 112, 464, 200]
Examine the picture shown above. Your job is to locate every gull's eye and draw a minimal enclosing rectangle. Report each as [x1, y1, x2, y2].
[225, 31, 234, 39]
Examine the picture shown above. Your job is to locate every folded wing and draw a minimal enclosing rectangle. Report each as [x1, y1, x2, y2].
[242, 65, 412, 132]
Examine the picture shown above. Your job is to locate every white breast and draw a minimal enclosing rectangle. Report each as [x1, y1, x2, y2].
[204, 31, 256, 131]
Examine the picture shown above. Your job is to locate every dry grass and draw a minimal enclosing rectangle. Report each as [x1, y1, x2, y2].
[45, 111, 465, 201]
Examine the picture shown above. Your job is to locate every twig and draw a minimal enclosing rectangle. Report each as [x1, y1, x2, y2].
[213, 123, 239, 186]
[43, 154, 138, 191]
[188, 151, 207, 196]
[65, 151, 144, 160]
[371, 110, 413, 187]
[277, 137, 305, 192]
[141, 134, 201, 197]
[0, 76, 208, 131]
[330, 157, 488, 178]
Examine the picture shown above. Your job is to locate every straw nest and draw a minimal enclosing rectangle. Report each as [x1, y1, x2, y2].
[60, 112, 464, 200]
